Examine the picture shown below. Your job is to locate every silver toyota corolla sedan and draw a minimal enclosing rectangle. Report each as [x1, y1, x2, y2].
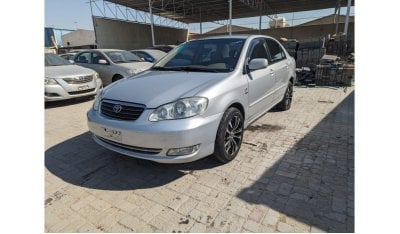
[45, 53, 103, 102]
[87, 35, 296, 163]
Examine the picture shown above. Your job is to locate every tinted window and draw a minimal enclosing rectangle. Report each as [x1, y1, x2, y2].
[248, 38, 269, 61]
[75, 52, 91, 64]
[266, 39, 286, 62]
[154, 38, 245, 72]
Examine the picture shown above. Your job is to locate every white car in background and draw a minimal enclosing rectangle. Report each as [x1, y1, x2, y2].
[45, 53, 102, 102]
[74, 49, 153, 86]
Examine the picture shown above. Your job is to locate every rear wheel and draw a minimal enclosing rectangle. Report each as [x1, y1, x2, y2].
[276, 81, 293, 111]
[214, 107, 244, 163]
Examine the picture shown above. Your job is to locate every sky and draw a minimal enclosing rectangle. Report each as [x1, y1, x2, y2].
[45, 0, 354, 33]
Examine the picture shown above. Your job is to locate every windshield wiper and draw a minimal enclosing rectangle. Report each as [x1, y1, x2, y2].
[176, 66, 219, 73]
[152, 66, 220, 72]
[152, 66, 184, 71]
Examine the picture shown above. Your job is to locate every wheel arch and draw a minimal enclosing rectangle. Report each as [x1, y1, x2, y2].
[112, 74, 123, 82]
[227, 102, 245, 121]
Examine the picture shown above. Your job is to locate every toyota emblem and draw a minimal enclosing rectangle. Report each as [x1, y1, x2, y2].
[113, 104, 122, 113]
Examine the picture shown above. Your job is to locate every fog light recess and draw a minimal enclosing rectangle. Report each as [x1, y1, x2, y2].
[167, 144, 200, 156]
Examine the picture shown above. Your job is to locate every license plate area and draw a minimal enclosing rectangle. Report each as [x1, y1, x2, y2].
[101, 127, 122, 142]
[78, 85, 90, 90]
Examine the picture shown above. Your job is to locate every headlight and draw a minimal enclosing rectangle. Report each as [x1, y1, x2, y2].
[93, 90, 103, 111]
[94, 73, 102, 86]
[45, 77, 58, 85]
[149, 97, 208, 122]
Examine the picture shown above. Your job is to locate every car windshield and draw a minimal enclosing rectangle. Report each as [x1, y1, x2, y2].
[153, 38, 245, 73]
[45, 53, 71, 66]
[105, 51, 142, 63]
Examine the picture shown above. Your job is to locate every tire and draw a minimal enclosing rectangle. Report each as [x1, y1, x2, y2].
[112, 74, 123, 83]
[214, 107, 244, 163]
[276, 81, 293, 111]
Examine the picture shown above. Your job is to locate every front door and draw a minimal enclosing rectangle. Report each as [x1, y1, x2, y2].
[246, 38, 276, 120]
[90, 52, 114, 86]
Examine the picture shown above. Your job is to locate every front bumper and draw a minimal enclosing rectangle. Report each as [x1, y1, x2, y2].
[45, 79, 102, 102]
[87, 109, 223, 163]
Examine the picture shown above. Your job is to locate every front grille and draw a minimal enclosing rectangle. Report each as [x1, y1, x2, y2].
[98, 136, 162, 154]
[63, 75, 93, 84]
[68, 88, 95, 95]
[101, 99, 145, 121]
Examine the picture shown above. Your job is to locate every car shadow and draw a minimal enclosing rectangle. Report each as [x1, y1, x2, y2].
[45, 96, 95, 109]
[236, 91, 354, 232]
[45, 132, 222, 190]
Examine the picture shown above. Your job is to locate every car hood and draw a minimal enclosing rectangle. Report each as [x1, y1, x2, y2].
[45, 65, 95, 78]
[116, 62, 153, 72]
[102, 70, 227, 108]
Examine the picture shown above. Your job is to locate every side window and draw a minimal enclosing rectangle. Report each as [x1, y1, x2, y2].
[266, 39, 286, 63]
[75, 52, 91, 64]
[248, 38, 269, 61]
[92, 52, 107, 64]
[137, 52, 153, 62]
[134, 52, 146, 59]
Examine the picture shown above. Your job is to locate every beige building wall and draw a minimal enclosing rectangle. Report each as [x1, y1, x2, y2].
[61, 29, 95, 47]
[93, 17, 188, 50]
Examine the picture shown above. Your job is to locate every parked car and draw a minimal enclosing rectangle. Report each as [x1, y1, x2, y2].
[147, 44, 176, 53]
[87, 35, 296, 163]
[130, 49, 167, 63]
[45, 53, 102, 102]
[74, 49, 153, 86]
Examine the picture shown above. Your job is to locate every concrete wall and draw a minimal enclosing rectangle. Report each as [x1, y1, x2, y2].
[93, 17, 188, 50]
[61, 29, 95, 47]
[190, 23, 354, 42]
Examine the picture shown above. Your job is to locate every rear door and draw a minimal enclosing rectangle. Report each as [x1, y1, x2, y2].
[246, 38, 276, 120]
[265, 38, 290, 102]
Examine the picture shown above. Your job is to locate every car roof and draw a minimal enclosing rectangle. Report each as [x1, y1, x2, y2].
[189, 34, 276, 42]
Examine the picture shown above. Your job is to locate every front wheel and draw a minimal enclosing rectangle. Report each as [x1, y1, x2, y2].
[214, 107, 244, 163]
[276, 82, 293, 111]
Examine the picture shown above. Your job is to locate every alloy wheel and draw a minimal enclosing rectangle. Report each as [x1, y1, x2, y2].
[224, 114, 243, 156]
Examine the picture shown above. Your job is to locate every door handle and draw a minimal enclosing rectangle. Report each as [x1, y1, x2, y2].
[269, 69, 275, 76]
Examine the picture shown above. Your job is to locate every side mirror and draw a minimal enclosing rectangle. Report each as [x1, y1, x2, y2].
[69, 60, 74, 64]
[98, 59, 108, 65]
[248, 58, 269, 71]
